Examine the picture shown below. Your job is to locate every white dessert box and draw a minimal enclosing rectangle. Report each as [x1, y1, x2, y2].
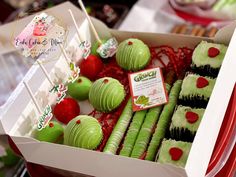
[0, 2, 236, 177]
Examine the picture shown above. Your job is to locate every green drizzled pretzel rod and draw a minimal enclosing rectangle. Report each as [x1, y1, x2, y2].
[119, 110, 147, 157]
[145, 80, 182, 161]
[103, 98, 133, 154]
[130, 84, 171, 158]
[130, 71, 175, 159]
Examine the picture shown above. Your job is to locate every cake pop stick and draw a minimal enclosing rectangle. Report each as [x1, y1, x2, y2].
[36, 60, 54, 86]
[68, 8, 91, 59]
[36, 59, 67, 103]
[68, 9, 83, 43]
[78, 0, 102, 44]
[23, 81, 42, 114]
[59, 44, 80, 83]
[23, 81, 53, 130]
[59, 44, 71, 65]
[78, 0, 118, 59]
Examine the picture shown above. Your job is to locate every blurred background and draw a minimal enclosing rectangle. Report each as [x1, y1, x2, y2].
[0, 0, 235, 176]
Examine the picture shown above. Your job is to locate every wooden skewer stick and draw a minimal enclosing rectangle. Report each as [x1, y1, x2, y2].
[68, 9, 84, 43]
[78, 0, 102, 44]
[23, 81, 42, 114]
[59, 44, 71, 65]
[36, 60, 54, 87]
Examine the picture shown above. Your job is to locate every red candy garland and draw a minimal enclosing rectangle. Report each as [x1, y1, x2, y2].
[149, 46, 193, 77]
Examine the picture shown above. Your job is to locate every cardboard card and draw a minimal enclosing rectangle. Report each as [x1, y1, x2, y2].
[128, 67, 168, 111]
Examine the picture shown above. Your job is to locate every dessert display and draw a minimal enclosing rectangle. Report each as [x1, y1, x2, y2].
[64, 115, 103, 150]
[191, 41, 227, 77]
[11, 2, 230, 172]
[28, 35, 226, 169]
[157, 139, 192, 168]
[169, 106, 205, 142]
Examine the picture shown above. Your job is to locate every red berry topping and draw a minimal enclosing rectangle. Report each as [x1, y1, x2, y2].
[77, 78, 82, 83]
[169, 147, 183, 161]
[185, 111, 199, 123]
[49, 122, 54, 128]
[76, 120, 81, 124]
[103, 79, 109, 83]
[128, 41, 133, 45]
[196, 77, 209, 88]
[208, 47, 220, 58]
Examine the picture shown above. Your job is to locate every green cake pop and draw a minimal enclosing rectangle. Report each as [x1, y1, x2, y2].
[35, 121, 64, 143]
[89, 77, 126, 112]
[116, 38, 151, 71]
[64, 115, 103, 150]
[67, 76, 92, 101]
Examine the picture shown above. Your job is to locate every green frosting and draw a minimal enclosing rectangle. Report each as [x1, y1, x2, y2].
[64, 115, 103, 150]
[170, 106, 205, 132]
[116, 38, 151, 71]
[89, 77, 126, 112]
[68, 76, 92, 101]
[157, 139, 192, 167]
[179, 74, 216, 100]
[192, 41, 227, 68]
[35, 121, 64, 143]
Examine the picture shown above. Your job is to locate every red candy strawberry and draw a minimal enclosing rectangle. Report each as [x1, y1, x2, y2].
[196, 77, 209, 88]
[79, 55, 103, 80]
[208, 47, 220, 58]
[185, 111, 199, 123]
[169, 147, 183, 161]
[53, 98, 80, 124]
